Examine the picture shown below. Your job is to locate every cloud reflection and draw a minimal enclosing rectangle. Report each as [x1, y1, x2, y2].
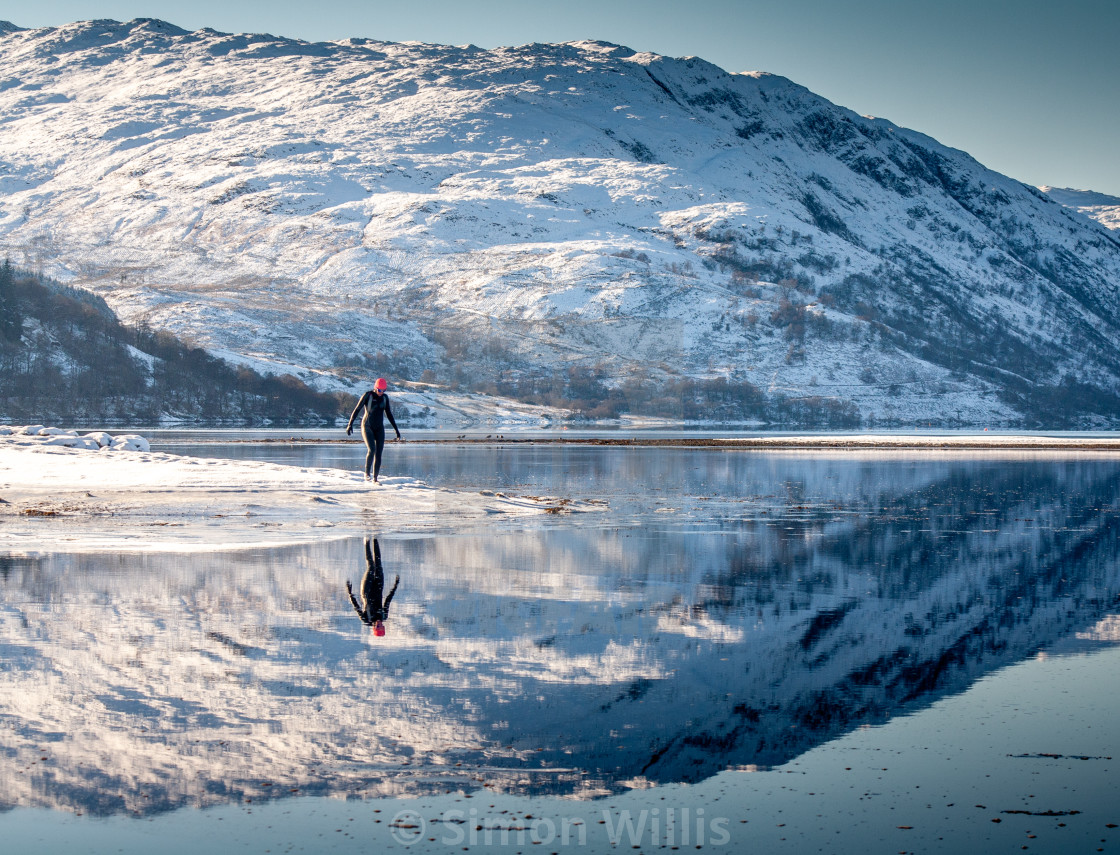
[1, 456, 1119, 814]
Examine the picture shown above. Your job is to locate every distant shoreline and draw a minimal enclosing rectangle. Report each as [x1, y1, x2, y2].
[158, 435, 1120, 450]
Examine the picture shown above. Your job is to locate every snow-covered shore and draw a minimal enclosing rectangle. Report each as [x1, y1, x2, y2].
[0, 427, 584, 553]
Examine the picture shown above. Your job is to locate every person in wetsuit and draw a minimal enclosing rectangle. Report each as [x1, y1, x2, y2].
[346, 537, 400, 636]
[346, 377, 402, 483]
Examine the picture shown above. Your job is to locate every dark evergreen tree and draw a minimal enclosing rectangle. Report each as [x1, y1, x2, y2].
[0, 257, 22, 342]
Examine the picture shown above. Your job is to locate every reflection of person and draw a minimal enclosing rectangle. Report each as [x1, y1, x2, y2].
[346, 377, 402, 483]
[347, 537, 400, 636]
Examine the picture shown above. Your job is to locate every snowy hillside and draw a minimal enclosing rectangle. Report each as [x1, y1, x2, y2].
[2, 19, 1120, 425]
[1040, 186, 1120, 232]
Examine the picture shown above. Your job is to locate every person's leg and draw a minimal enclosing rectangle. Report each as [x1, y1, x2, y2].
[372, 428, 386, 481]
[362, 423, 376, 478]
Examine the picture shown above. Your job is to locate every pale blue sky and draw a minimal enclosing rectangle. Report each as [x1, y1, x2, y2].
[4, 0, 1119, 195]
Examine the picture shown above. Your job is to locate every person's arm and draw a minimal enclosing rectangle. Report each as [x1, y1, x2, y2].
[384, 396, 401, 439]
[382, 575, 400, 614]
[346, 392, 369, 435]
[346, 580, 364, 616]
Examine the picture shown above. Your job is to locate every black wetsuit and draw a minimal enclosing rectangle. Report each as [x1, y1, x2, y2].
[346, 389, 400, 480]
[347, 538, 399, 626]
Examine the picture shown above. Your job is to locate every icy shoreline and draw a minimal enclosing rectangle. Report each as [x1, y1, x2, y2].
[143, 428, 1120, 449]
[0, 427, 587, 554]
[359, 433, 1120, 449]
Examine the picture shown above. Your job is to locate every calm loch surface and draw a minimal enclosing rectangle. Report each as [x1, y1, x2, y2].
[2, 441, 1120, 853]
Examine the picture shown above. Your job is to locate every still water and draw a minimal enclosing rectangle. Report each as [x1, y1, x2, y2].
[2, 440, 1120, 853]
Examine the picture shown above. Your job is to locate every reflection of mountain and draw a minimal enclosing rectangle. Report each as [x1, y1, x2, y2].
[1, 457, 1119, 815]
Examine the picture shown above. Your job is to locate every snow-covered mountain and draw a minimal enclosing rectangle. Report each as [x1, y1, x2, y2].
[2, 19, 1120, 425]
[1041, 186, 1120, 232]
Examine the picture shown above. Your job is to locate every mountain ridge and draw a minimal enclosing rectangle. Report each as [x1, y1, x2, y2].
[1041, 185, 1120, 232]
[2, 19, 1120, 426]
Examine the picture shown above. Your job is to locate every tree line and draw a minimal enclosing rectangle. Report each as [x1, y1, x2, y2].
[0, 261, 353, 425]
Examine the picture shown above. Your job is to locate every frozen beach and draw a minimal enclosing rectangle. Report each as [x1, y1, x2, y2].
[0, 427, 587, 553]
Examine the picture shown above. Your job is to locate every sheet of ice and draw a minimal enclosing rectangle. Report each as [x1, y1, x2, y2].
[0, 428, 586, 553]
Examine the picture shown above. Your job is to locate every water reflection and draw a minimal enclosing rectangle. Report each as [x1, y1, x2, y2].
[0, 455, 1119, 816]
[346, 538, 400, 635]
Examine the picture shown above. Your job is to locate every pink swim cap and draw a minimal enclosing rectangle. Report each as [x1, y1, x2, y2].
[374, 377, 387, 391]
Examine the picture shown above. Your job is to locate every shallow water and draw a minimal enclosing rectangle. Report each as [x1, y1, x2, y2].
[2, 443, 1120, 852]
